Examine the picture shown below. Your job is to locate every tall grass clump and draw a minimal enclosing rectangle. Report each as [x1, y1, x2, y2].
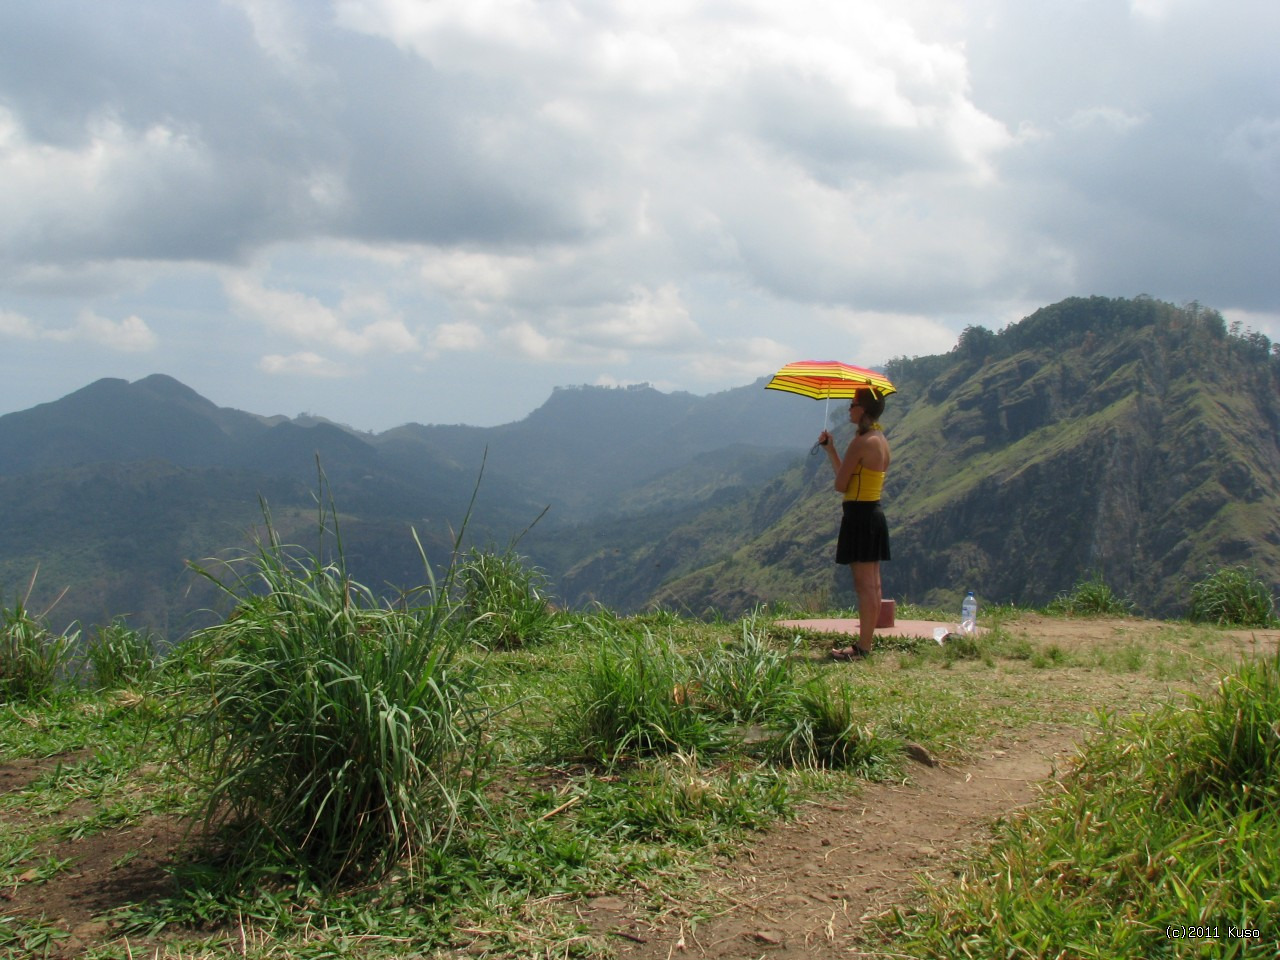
[556, 619, 903, 772]
[173, 513, 488, 885]
[773, 679, 902, 774]
[0, 598, 79, 703]
[697, 615, 797, 724]
[557, 626, 719, 764]
[84, 618, 158, 689]
[894, 654, 1280, 957]
[1174, 656, 1280, 810]
[1189, 565, 1278, 627]
[1045, 572, 1135, 617]
[456, 546, 561, 649]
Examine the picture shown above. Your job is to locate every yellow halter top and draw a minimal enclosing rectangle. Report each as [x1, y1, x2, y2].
[844, 464, 886, 502]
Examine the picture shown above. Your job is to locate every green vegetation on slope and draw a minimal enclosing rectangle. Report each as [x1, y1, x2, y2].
[649, 296, 1280, 619]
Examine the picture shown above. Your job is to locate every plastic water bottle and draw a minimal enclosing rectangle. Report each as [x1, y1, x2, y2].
[960, 591, 978, 636]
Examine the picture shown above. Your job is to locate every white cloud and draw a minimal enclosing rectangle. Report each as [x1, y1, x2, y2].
[0, 309, 40, 339]
[576, 284, 702, 350]
[225, 274, 420, 356]
[498, 318, 627, 365]
[418, 249, 533, 307]
[335, 0, 1011, 186]
[258, 351, 349, 377]
[1129, 0, 1195, 22]
[1064, 106, 1147, 133]
[74, 311, 158, 352]
[0, 106, 219, 262]
[427, 321, 486, 353]
[224, 0, 309, 72]
[818, 307, 960, 364]
[683, 335, 795, 385]
[501, 320, 557, 361]
[0, 307, 156, 352]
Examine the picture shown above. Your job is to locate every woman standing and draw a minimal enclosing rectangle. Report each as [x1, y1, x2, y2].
[816, 387, 890, 659]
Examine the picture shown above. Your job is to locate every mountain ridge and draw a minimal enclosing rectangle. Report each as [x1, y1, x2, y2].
[636, 297, 1280, 618]
[0, 373, 818, 632]
[2, 295, 1277, 633]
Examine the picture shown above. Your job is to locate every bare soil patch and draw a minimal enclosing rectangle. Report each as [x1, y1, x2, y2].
[0, 749, 187, 959]
[1007, 612, 1280, 653]
[5, 814, 186, 956]
[0, 749, 94, 798]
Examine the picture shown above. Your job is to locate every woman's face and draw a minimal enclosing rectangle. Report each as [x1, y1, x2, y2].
[848, 400, 863, 422]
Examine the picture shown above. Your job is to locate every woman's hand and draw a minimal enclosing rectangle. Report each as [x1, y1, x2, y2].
[817, 430, 832, 448]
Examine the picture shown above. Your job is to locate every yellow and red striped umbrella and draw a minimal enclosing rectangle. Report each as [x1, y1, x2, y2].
[765, 360, 896, 401]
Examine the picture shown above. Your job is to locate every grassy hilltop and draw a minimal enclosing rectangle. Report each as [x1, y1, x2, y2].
[1, 531, 1277, 958]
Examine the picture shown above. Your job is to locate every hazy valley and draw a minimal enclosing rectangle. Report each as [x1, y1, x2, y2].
[2, 295, 1277, 637]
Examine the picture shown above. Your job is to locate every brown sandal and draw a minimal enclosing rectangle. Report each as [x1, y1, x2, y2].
[830, 645, 871, 661]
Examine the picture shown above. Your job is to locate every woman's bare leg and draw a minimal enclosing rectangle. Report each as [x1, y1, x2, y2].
[852, 561, 881, 652]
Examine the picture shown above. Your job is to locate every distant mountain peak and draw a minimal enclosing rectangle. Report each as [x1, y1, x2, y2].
[65, 377, 130, 400]
[61, 374, 215, 411]
[133, 373, 215, 407]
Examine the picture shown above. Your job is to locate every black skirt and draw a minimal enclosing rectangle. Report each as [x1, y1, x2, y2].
[835, 500, 890, 565]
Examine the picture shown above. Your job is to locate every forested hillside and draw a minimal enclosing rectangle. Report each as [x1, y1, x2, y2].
[569, 297, 1280, 618]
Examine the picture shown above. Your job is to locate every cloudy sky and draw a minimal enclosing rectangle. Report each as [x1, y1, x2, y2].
[2, 0, 1277, 429]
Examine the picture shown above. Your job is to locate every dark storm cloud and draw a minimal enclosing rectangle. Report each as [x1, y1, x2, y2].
[0, 1, 605, 269]
[1, 0, 1276, 431]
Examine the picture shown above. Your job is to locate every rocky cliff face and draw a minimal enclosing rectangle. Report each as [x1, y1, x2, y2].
[647, 297, 1280, 618]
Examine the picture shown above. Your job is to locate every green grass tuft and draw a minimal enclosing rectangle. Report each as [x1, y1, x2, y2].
[0, 599, 78, 703]
[456, 546, 564, 650]
[1189, 565, 1278, 627]
[171, 514, 489, 886]
[84, 617, 159, 690]
[555, 625, 720, 764]
[696, 615, 799, 724]
[1174, 655, 1280, 811]
[1045, 571, 1136, 617]
[771, 678, 903, 774]
[576, 754, 793, 846]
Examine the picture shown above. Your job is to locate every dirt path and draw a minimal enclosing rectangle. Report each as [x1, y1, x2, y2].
[576, 728, 1076, 959]
[576, 617, 1280, 959]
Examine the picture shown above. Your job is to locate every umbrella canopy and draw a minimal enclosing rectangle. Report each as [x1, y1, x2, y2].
[765, 360, 896, 400]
